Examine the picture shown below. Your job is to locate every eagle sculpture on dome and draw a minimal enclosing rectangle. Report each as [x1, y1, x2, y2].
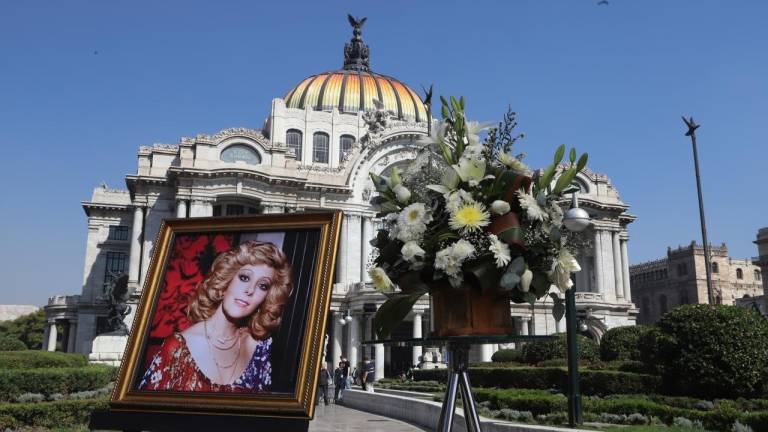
[347, 14, 367, 38]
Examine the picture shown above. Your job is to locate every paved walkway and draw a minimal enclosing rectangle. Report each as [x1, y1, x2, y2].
[309, 402, 429, 432]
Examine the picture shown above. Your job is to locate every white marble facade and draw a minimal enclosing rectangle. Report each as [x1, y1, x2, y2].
[44, 26, 637, 376]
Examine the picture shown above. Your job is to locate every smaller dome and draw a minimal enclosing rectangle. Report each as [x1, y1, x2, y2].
[284, 71, 428, 122]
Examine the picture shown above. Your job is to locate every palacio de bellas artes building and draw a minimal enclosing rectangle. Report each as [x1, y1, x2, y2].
[43, 18, 638, 377]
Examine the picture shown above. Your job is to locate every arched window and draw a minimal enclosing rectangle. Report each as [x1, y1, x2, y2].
[286, 129, 303, 162]
[313, 132, 329, 163]
[339, 134, 355, 162]
[712, 262, 719, 273]
[220, 144, 261, 165]
[659, 295, 668, 315]
[736, 268, 743, 279]
[756, 270, 762, 281]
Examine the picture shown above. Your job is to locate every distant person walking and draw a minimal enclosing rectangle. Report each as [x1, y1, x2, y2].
[362, 356, 375, 393]
[333, 361, 346, 402]
[317, 364, 330, 405]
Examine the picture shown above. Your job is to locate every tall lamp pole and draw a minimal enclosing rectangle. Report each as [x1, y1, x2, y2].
[562, 193, 591, 427]
[682, 116, 714, 304]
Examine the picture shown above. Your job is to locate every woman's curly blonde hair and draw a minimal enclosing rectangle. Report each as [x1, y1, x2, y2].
[187, 240, 293, 340]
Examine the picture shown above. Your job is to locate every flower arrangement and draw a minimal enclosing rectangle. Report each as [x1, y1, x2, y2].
[368, 96, 590, 338]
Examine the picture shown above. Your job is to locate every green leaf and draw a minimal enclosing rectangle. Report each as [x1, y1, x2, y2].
[553, 144, 565, 165]
[531, 272, 551, 297]
[569, 148, 576, 164]
[396, 271, 430, 294]
[465, 260, 505, 293]
[459, 96, 465, 110]
[576, 153, 589, 172]
[553, 168, 577, 195]
[373, 293, 424, 339]
[538, 164, 556, 192]
[450, 96, 461, 114]
[500, 272, 521, 290]
[552, 301, 565, 322]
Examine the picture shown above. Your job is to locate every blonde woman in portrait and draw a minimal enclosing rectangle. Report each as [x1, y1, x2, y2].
[138, 240, 293, 393]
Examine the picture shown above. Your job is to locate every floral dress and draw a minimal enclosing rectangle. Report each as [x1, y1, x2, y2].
[137, 333, 272, 393]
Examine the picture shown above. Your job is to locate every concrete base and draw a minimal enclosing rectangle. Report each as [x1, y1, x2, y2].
[338, 388, 593, 432]
[88, 333, 128, 366]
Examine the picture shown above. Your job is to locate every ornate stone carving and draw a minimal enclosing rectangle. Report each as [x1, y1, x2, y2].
[361, 100, 393, 148]
[99, 274, 131, 335]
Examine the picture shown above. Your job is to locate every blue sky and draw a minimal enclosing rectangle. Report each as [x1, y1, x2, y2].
[1, 1, 766, 306]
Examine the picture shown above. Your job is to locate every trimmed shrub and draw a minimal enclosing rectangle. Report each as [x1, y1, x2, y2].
[600, 325, 650, 361]
[643, 304, 768, 398]
[0, 398, 108, 428]
[0, 350, 88, 369]
[413, 366, 660, 396]
[0, 365, 117, 401]
[491, 349, 523, 363]
[0, 336, 27, 351]
[521, 333, 599, 364]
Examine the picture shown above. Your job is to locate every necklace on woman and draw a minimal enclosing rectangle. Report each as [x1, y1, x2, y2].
[204, 320, 238, 350]
[204, 321, 241, 377]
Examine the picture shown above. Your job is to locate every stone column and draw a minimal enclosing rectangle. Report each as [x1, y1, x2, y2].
[42, 324, 50, 351]
[47, 322, 58, 352]
[612, 231, 624, 300]
[346, 315, 358, 373]
[332, 312, 342, 369]
[337, 216, 349, 285]
[347, 215, 362, 283]
[621, 239, 632, 301]
[128, 206, 144, 287]
[361, 216, 374, 282]
[518, 317, 530, 336]
[480, 344, 494, 362]
[593, 229, 604, 296]
[176, 200, 187, 218]
[375, 342, 385, 381]
[66, 321, 77, 353]
[412, 312, 423, 366]
[363, 314, 373, 358]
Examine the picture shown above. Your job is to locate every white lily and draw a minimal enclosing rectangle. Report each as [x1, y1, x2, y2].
[548, 249, 582, 292]
[465, 121, 492, 146]
[393, 184, 411, 203]
[369, 267, 393, 292]
[520, 269, 533, 292]
[401, 241, 426, 263]
[499, 153, 529, 173]
[452, 157, 490, 188]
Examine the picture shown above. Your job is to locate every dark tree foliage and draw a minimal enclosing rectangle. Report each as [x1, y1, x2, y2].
[641, 304, 768, 398]
[0, 310, 45, 350]
[483, 106, 525, 162]
[521, 333, 599, 364]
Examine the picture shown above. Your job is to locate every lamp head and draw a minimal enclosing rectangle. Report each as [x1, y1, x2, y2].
[578, 321, 589, 332]
[563, 207, 591, 232]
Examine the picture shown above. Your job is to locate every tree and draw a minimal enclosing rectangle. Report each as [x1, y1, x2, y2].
[0, 310, 45, 349]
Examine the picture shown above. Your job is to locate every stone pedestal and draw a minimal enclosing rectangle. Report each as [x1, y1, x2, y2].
[88, 333, 128, 366]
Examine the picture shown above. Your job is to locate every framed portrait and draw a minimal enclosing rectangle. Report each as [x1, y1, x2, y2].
[111, 211, 342, 420]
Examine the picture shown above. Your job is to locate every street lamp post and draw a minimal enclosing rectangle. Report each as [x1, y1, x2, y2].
[562, 193, 591, 427]
[682, 116, 714, 304]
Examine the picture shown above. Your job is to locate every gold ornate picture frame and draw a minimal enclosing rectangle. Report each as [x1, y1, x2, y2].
[111, 211, 342, 420]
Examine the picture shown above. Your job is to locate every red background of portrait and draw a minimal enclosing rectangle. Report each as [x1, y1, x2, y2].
[142, 233, 234, 367]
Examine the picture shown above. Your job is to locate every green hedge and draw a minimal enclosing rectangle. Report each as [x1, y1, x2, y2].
[521, 333, 600, 364]
[0, 365, 117, 401]
[491, 349, 523, 363]
[470, 388, 768, 431]
[643, 305, 768, 398]
[0, 398, 108, 428]
[599, 325, 651, 361]
[0, 350, 88, 369]
[0, 336, 28, 351]
[413, 366, 660, 396]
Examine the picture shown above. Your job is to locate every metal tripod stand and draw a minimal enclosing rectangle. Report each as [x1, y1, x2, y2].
[437, 341, 482, 432]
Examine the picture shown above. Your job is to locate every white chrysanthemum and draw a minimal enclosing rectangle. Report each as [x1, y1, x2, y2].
[449, 201, 490, 233]
[369, 267, 393, 292]
[435, 248, 457, 274]
[488, 234, 511, 268]
[393, 184, 411, 203]
[548, 249, 582, 292]
[548, 200, 564, 226]
[517, 190, 548, 221]
[401, 241, 426, 263]
[445, 189, 473, 213]
[399, 203, 429, 226]
[490, 200, 511, 215]
[451, 239, 475, 261]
